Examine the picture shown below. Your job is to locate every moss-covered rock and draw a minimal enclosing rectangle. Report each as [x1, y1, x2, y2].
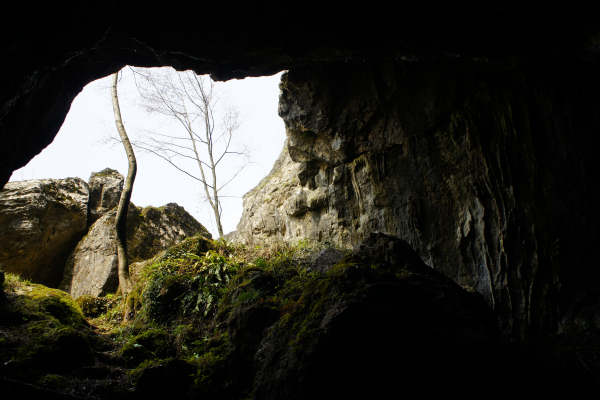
[0, 274, 94, 379]
[251, 234, 503, 398]
[75, 295, 109, 318]
[120, 328, 174, 367]
[130, 358, 196, 398]
[5, 233, 591, 398]
[112, 233, 540, 398]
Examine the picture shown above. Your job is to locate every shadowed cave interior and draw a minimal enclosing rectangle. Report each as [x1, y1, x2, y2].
[2, 22, 600, 398]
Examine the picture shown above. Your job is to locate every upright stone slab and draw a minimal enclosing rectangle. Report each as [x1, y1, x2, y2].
[61, 203, 210, 297]
[61, 210, 119, 298]
[87, 168, 123, 225]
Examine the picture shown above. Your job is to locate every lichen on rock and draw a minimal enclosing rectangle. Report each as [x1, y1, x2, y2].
[0, 178, 89, 286]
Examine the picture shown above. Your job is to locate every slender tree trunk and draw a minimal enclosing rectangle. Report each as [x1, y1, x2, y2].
[186, 124, 222, 237]
[186, 106, 224, 239]
[111, 72, 136, 297]
[207, 140, 224, 238]
[130, 69, 240, 240]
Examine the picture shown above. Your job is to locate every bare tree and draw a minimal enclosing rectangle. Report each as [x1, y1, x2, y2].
[128, 67, 247, 238]
[111, 71, 136, 297]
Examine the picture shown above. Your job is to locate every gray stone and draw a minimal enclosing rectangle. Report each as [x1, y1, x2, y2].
[60, 210, 119, 298]
[233, 144, 338, 245]
[0, 178, 88, 286]
[61, 203, 209, 297]
[308, 248, 344, 273]
[87, 168, 123, 225]
[126, 203, 211, 262]
[234, 63, 599, 341]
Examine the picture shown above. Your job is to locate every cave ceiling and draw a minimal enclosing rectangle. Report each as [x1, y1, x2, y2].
[1, 14, 599, 187]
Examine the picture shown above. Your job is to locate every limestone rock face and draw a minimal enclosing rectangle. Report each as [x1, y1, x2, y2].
[232, 145, 300, 244]
[87, 168, 123, 225]
[61, 211, 119, 298]
[235, 62, 600, 341]
[233, 145, 340, 245]
[0, 178, 88, 286]
[61, 203, 209, 297]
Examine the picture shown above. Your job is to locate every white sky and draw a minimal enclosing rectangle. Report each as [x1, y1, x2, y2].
[9, 67, 286, 237]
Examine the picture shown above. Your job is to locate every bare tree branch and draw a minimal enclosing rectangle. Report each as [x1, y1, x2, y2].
[130, 67, 247, 238]
[132, 142, 215, 189]
[133, 138, 213, 169]
[218, 163, 247, 192]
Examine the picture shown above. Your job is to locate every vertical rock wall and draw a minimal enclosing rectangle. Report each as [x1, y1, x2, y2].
[235, 60, 600, 340]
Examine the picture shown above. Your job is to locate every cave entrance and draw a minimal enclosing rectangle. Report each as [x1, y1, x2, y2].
[8, 67, 287, 238]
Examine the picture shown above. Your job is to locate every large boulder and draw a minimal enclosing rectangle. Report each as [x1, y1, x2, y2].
[250, 234, 509, 398]
[61, 203, 210, 297]
[127, 203, 212, 263]
[87, 168, 123, 225]
[60, 210, 119, 298]
[0, 178, 88, 286]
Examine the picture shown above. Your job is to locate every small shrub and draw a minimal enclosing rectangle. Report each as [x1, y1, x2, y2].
[37, 373, 69, 391]
[120, 328, 173, 367]
[75, 295, 109, 318]
[235, 288, 261, 304]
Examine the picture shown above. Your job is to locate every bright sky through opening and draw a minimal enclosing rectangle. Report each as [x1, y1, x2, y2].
[10, 68, 286, 237]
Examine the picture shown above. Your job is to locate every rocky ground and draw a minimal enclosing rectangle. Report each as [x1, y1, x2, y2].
[1, 233, 597, 399]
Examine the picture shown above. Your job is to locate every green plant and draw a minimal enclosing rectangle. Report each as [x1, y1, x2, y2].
[75, 295, 109, 318]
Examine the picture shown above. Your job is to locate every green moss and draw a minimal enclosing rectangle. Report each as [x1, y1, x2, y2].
[127, 358, 168, 382]
[75, 295, 109, 318]
[162, 235, 214, 259]
[55, 236, 346, 397]
[80, 291, 124, 327]
[0, 274, 94, 378]
[2, 275, 87, 327]
[188, 332, 234, 392]
[37, 373, 69, 390]
[91, 168, 121, 178]
[327, 259, 358, 276]
[280, 277, 337, 349]
[120, 328, 173, 367]
[235, 288, 262, 304]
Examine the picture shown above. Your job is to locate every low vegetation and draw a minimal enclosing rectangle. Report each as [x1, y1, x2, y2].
[0, 272, 120, 397]
[0, 235, 344, 398]
[2, 233, 517, 398]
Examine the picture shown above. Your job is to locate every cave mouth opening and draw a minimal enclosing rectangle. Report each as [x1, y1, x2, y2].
[8, 66, 287, 238]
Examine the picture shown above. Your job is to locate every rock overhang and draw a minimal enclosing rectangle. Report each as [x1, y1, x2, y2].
[2, 19, 600, 187]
